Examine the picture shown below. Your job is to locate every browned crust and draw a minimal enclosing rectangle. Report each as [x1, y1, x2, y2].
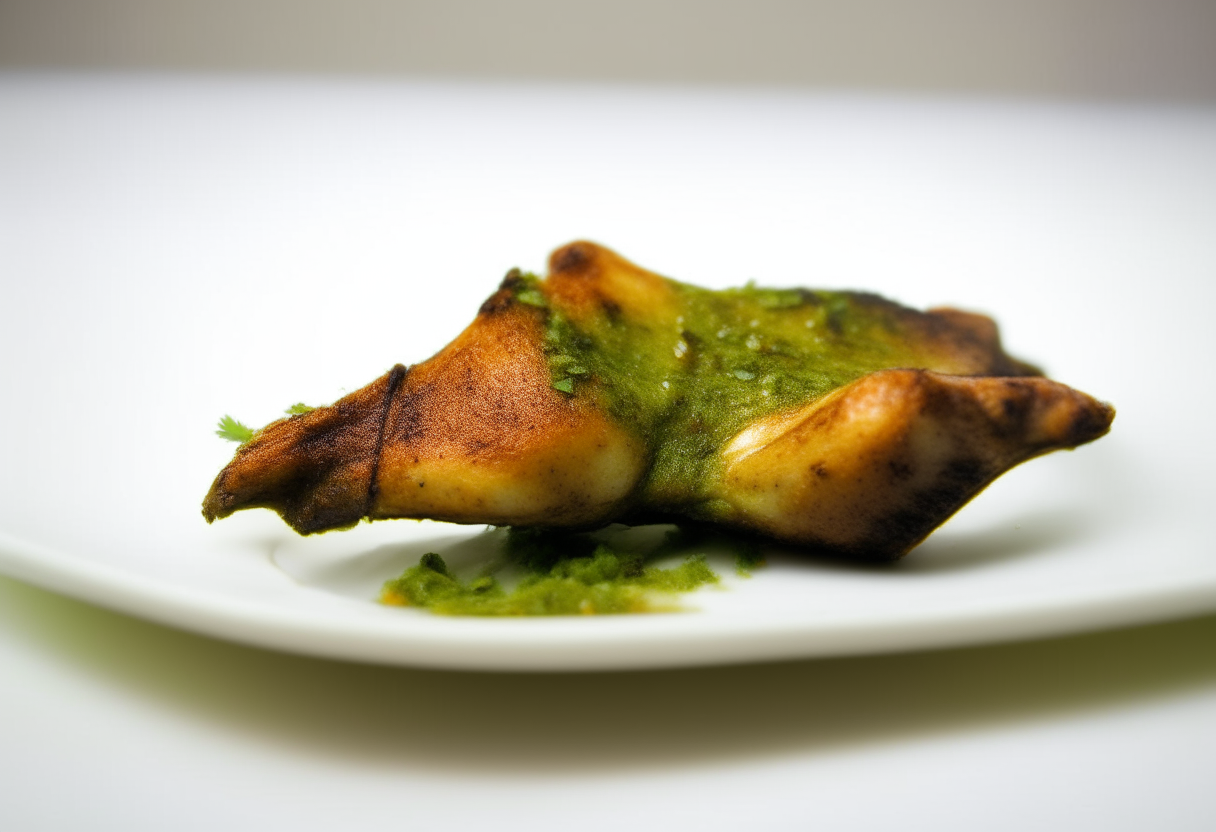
[719, 369, 1115, 559]
[375, 304, 593, 472]
[203, 293, 643, 533]
[544, 240, 678, 324]
[922, 307, 1043, 377]
[201, 365, 405, 534]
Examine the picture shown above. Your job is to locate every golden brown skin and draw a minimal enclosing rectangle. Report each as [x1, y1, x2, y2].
[717, 370, 1113, 558]
[203, 302, 646, 534]
[370, 303, 646, 527]
[203, 242, 1114, 558]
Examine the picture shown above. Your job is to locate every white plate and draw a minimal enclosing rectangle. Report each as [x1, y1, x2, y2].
[2, 75, 1215, 670]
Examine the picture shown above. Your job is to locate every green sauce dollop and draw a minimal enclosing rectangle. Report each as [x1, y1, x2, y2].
[381, 526, 761, 616]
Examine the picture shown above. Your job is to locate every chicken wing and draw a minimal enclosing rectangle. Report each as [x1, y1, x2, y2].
[203, 242, 1113, 559]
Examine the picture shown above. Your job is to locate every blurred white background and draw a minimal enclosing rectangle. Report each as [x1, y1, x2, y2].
[3, 0, 1215, 100]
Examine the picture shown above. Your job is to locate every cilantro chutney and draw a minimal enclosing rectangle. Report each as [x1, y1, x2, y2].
[381, 525, 763, 616]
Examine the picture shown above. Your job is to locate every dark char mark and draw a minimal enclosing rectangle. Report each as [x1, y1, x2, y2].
[551, 242, 591, 274]
[365, 363, 408, 517]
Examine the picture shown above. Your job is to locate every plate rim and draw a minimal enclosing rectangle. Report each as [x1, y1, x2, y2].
[4, 528, 1216, 672]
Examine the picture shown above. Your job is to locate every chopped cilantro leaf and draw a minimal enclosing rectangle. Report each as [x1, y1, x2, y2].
[215, 415, 255, 444]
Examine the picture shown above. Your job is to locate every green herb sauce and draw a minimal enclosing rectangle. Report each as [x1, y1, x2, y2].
[512, 273, 944, 512]
[381, 526, 761, 616]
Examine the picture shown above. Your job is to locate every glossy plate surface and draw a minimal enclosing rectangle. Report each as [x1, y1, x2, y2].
[1, 75, 1214, 670]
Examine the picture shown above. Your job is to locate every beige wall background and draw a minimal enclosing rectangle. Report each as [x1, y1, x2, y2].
[1, 0, 1214, 101]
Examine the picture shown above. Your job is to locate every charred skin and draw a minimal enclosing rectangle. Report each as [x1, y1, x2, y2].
[369, 301, 646, 527]
[202, 300, 646, 534]
[715, 370, 1113, 559]
[203, 242, 1114, 558]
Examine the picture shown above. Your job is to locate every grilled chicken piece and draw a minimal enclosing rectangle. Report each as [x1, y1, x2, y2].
[203, 242, 1113, 559]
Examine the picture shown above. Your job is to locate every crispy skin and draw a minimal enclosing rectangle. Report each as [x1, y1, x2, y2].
[370, 302, 646, 527]
[718, 370, 1113, 559]
[202, 303, 645, 534]
[203, 242, 1113, 557]
[202, 368, 403, 533]
[545, 241, 682, 325]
